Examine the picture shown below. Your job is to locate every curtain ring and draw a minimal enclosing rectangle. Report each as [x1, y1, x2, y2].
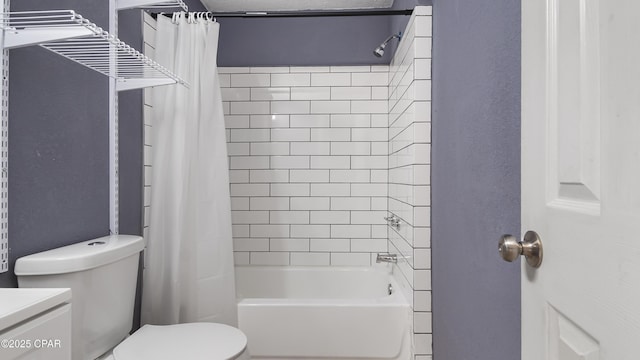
[206, 13, 214, 22]
[171, 12, 177, 24]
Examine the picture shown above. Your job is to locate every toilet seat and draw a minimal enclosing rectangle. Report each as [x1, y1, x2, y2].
[112, 323, 247, 360]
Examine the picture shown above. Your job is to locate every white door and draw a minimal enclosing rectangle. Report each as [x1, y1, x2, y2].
[519, 0, 640, 359]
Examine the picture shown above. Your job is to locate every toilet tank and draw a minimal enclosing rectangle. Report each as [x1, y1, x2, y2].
[15, 235, 145, 360]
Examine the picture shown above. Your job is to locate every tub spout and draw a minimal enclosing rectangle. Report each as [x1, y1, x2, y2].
[376, 253, 398, 264]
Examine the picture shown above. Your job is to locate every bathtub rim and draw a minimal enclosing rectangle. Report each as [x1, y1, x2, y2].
[235, 264, 410, 306]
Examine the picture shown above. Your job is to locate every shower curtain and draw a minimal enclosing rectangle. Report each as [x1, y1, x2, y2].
[141, 13, 237, 326]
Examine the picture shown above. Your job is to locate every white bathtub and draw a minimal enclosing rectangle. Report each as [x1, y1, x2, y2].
[235, 266, 411, 359]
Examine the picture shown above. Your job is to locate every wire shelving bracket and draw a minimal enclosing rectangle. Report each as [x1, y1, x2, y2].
[0, 0, 6, 274]
[0, 10, 187, 91]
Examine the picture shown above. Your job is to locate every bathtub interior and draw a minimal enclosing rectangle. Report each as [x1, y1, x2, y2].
[235, 266, 412, 359]
[235, 265, 397, 299]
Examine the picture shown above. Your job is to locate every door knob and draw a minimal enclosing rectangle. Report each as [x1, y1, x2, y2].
[498, 230, 543, 268]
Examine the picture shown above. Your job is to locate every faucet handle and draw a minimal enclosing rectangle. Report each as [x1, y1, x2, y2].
[384, 214, 401, 228]
[376, 253, 398, 264]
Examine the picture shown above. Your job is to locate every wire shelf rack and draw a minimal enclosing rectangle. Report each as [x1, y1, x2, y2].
[0, 10, 187, 90]
[117, 0, 188, 12]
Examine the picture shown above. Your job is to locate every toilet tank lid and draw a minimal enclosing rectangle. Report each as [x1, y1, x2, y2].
[15, 235, 145, 276]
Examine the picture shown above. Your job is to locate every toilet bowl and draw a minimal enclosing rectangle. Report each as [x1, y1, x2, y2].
[14, 235, 248, 360]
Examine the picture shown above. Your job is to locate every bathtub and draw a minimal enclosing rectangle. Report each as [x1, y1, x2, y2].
[235, 266, 411, 359]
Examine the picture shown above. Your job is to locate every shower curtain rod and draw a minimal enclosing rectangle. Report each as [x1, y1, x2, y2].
[150, 9, 413, 18]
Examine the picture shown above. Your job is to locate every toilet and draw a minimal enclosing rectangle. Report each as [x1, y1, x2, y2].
[14, 235, 249, 360]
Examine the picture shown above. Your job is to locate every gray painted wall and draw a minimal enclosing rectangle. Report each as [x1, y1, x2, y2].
[431, 0, 521, 359]
[0, 1, 143, 288]
[0, 1, 523, 359]
[118, 9, 144, 237]
[184, 0, 208, 11]
[216, 16, 394, 66]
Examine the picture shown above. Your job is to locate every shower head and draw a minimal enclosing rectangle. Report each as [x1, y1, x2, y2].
[373, 44, 386, 57]
[373, 32, 402, 58]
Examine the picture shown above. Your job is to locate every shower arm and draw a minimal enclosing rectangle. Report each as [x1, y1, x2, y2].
[381, 32, 402, 47]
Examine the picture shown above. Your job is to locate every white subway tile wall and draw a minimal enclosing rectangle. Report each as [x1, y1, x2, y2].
[387, 7, 433, 358]
[221, 65, 390, 267]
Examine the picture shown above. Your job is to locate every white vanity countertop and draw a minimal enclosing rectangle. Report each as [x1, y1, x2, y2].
[0, 288, 71, 330]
